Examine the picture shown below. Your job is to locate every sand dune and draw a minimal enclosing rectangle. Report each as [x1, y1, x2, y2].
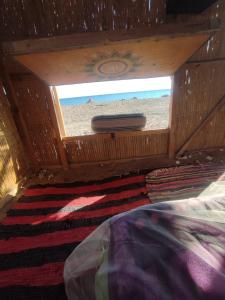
[61, 96, 170, 136]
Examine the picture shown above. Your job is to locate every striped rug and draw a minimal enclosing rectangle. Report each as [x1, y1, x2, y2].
[0, 174, 149, 300]
[146, 163, 225, 203]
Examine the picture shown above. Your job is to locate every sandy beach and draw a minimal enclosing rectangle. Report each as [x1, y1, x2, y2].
[61, 96, 170, 136]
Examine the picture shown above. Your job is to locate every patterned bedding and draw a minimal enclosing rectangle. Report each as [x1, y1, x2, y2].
[146, 163, 225, 203]
[64, 194, 225, 300]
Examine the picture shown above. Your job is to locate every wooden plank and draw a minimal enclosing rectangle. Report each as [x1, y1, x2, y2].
[20, 149, 225, 186]
[23, 154, 175, 186]
[62, 128, 170, 142]
[176, 93, 225, 157]
[2, 20, 218, 56]
[187, 57, 225, 64]
[68, 154, 172, 168]
[13, 33, 211, 85]
[168, 75, 176, 158]
[45, 88, 69, 170]
[50, 87, 66, 137]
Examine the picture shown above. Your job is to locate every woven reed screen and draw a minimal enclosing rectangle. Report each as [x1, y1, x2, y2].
[12, 75, 61, 167]
[64, 130, 169, 164]
[0, 0, 166, 42]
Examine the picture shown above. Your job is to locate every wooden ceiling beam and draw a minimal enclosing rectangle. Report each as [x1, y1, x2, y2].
[2, 19, 219, 56]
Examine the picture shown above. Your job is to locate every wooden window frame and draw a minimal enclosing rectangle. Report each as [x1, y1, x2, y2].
[50, 86, 66, 138]
[51, 78, 174, 140]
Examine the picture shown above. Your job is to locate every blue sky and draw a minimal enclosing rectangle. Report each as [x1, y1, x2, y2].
[56, 77, 172, 99]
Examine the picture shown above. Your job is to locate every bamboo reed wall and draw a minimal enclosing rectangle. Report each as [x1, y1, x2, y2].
[0, 81, 27, 199]
[65, 130, 169, 164]
[172, 61, 225, 151]
[0, 0, 166, 42]
[12, 75, 62, 167]
[170, 0, 225, 154]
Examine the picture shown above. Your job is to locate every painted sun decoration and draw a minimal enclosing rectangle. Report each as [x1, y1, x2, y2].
[84, 51, 142, 79]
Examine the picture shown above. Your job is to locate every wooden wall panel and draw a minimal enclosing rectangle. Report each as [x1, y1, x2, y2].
[15, 34, 209, 85]
[172, 61, 225, 152]
[65, 130, 169, 163]
[0, 0, 166, 42]
[0, 81, 27, 199]
[12, 75, 62, 167]
[170, 0, 225, 156]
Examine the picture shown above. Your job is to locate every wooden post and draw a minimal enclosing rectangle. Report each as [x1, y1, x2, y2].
[50, 87, 66, 137]
[168, 74, 177, 159]
[47, 87, 69, 170]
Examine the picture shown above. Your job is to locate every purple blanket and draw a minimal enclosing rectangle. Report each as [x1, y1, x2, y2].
[64, 195, 225, 300]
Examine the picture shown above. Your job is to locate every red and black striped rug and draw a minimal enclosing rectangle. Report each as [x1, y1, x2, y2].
[0, 174, 149, 300]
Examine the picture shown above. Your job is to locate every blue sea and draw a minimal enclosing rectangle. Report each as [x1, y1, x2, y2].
[60, 89, 171, 106]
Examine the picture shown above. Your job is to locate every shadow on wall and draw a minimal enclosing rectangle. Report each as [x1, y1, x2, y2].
[0, 82, 27, 200]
